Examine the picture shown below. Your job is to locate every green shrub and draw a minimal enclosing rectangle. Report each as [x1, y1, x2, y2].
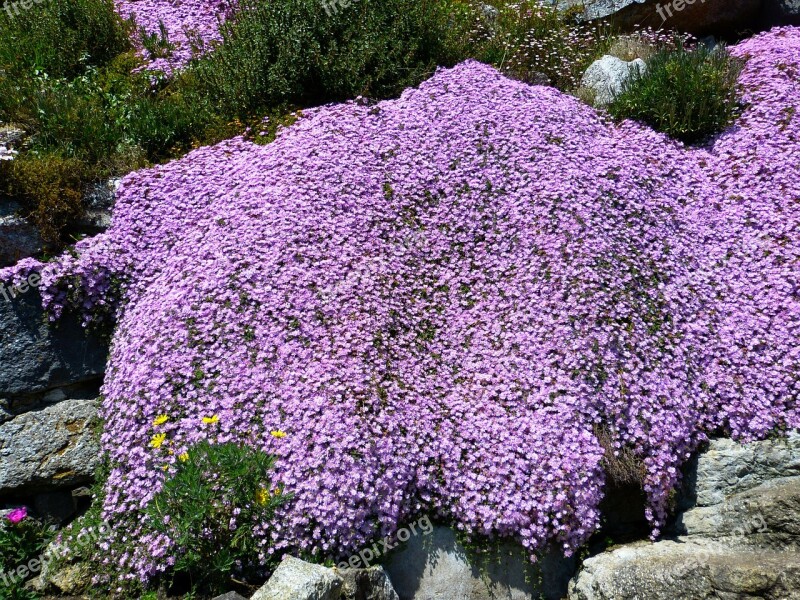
[0, 509, 55, 600]
[7, 153, 85, 244]
[191, 0, 464, 115]
[145, 441, 288, 595]
[606, 42, 744, 144]
[0, 0, 130, 79]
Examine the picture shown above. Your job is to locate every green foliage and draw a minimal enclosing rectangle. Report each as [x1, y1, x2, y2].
[191, 0, 463, 115]
[7, 153, 85, 244]
[462, 0, 613, 90]
[0, 513, 55, 600]
[145, 441, 288, 595]
[0, 0, 130, 79]
[606, 42, 744, 144]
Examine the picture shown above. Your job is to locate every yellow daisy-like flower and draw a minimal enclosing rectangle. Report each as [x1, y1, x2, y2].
[178, 452, 190, 463]
[202, 415, 220, 424]
[255, 488, 269, 506]
[270, 430, 287, 439]
[150, 433, 167, 449]
[153, 414, 169, 426]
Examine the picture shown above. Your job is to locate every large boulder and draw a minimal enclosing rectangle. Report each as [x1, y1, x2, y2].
[568, 540, 800, 600]
[556, 0, 763, 37]
[0, 399, 100, 495]
[0, 289, 108, 401]
[383, 526, 575, 600]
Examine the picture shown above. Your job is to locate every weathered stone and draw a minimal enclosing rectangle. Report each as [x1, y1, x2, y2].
[681, 433, 800, 508]
[251, 556, 343, 600]
[556, 0, 762, 37]
[383, 526, 574, 600]
[579, 56, 646, 107]
[568, 540, 800, 600]
[212, 593, 249, 600]
[677, 476, 800, 545]
[0, 289, 108, 399]
[338, 565, 399, 600]
[0, 399, 100, 495]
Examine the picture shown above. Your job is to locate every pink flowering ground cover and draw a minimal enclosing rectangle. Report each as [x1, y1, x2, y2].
[2, 26, 799, 586]
[115, 0, 228, 71]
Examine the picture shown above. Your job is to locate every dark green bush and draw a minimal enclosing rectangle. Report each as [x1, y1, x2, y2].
[606, 42, 743, 144]
[191, 0, 464, 115]
[145, 441, 288, 595]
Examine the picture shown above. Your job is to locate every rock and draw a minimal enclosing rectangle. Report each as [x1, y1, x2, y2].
[569, 435, 800, 599]
[0, 289, 108, 399]
[212, 593, 249, 600]
[337, 565, 399, 600]
[579, 56, 646, 107]
[383, 526, 575, 600]
[251, 556, 343, 600]
[677, 476, 800, 546]
[568, 540, 800, 600]
[45, 563, 92, 595]
[0, 209, 43, 268]
[79, 178, 120, 233]
[556, 0, 762, 37]
[0, 399, 100, 495]
[681, 433, 800, 508]
[0, 125, 24, 162]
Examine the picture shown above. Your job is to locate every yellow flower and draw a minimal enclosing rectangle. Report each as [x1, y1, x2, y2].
[153, 414, 169, 426]
[202, 415, 220, 425]
[149, 433, 167, 449]
[178, 452, 190, 463]
[270, 430, 287, 439]
[162, 465, 169, 471]
[255, 488, 269, 506]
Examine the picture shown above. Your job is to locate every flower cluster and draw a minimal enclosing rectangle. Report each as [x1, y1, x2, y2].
[114, 0, 230, 72]
[3, 26, 799, 587]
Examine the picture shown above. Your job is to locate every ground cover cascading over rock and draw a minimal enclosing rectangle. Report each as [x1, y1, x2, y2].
[1, 26, 798, 589]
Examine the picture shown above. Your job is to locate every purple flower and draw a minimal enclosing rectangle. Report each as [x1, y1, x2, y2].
[7, 507, 27, 524]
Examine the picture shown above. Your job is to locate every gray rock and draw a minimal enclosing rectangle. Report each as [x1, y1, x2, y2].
[677, 476, 800, 544]
[251, 556, 343, 600]
[579, 56, 646, 107]
[684, 433, 800, 508]
[212, 593, 249, 600]
[555, 0, 762, 36]
[568, 540, 800, 600]
[0, 125, 24, 162]
[0, 212, 43, 268]
[0, 289, 108, 399]
[383, 526, 574, 600]
[338, 565, 399, 600]
[79, 178, 120, 233]
[0, 399, 100, 495]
